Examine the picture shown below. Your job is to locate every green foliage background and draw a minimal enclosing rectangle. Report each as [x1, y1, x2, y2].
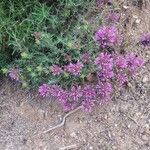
[0, 0, 102, 88]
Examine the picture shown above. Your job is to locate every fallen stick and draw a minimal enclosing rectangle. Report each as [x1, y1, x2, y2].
[35, 106, 82, 136]
[59, 144, 77, 150]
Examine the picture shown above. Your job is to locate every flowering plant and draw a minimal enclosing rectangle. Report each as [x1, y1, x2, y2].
[1, 0, 144, 112]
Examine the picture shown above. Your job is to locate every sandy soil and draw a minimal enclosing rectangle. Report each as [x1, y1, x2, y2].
[0, 1, 150, 150]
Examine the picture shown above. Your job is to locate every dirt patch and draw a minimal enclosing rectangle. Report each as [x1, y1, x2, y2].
[0, 1, 150, 150]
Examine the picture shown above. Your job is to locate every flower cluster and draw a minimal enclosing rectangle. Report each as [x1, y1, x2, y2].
[37, 24, 144, 113]
[96, 81, 113, 102]
[51, 65, 63, 75]
[8, 69, 20, 81]
[39, 51, 144, 112]
[126, 53, 144, 73]
[116, 73, 128, 86]
[95, 26, 121, 48]
[38, 84, 50, 97]
[65, 61, 84, 75]
[95, 52, 114, 80]
[95, 52, 144, 85]
[69, 86, 83, 102]
[114, 55, 128, 69]
[140, 33, 150, 47]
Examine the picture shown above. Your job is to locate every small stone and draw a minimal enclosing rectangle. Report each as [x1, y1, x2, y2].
[133, 15, 138, 19]
[104, 114, 108, 119]
[70, 132, 77, 138]
[142, 135, 149, 141]
[89, 146, 93, 150]
[145, 124, 149, 129]
[112, 146, 118, 150]
[135, 19, 141, 24]
[127, 124, 131, 128]
[143, 75, 149, 83]
[123, 5, 129, 9]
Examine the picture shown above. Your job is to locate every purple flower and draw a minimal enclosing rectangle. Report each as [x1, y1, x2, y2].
[69, 86, 83, 101]
[65, 61, 84, 75]
[126, 53, 144, 73]
[95, 26, 121, 48]
[95, 52, 113, 67]
[83, 85, 96, 100]
[106, 12, 120, 22]
[49, 85, 68, 103]
[97, 69, 114, 80]
[82, 52, 91, 63]
[38, 84, 50, 97]
[140, 33, 150, 47]
[51, 65, 63, 75]
[9, 68, 20, 81]
[62, 101, 74, 112]
[82, 85, 96, 112]
[114, 55, 128, 69]
[95, 52, 114, 80]
[96, 81, 113, 101]
[116, 73, 128, 86]
[82, 99, 95, 112]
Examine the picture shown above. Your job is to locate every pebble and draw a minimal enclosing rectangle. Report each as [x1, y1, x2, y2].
[142, 75, 149, 83]
[123, 5, 129, 9]
[127, 124, 131, 129]
[145, 124, 149, 129]
[133, 15, 138, 19]
[142, 134, 149, 141]
[135, 19, 141, 24]
[89, 146, 93, 150]
[112, 146, 118, 150]
[70, 132, 77, 138]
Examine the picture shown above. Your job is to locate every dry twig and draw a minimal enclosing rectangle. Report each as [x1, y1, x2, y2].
[35, 106, 82, 136]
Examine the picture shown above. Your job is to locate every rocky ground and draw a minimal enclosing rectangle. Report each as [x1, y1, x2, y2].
[0, 1, 150, 150]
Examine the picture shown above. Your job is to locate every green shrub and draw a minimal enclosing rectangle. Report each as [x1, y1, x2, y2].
[1, 0, 101, 88]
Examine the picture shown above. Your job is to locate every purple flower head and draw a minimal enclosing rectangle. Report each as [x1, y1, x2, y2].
[97, 69, 114, 80]
[82, 99, 95, 112]
[9, 68, 20, 81]
[69, 86, 83, 101]
[62, 101, 75, 112]
[106, 12, 120, 23]
[57, 90, 69, 104]
[51, 65, 63, 75]
[95, 52, 114, 80]
[49, 85, 68, 103]
[82, 52, 91, 63]
[114, 55, 128, 69]
[95, 52, 113, 67]
[96, 81, 113, 101]
[126, 53, 144, 73]
[48, 85, 61, 97]
[65, 61, 84, 75]
[95, 26, 121, 48]
[140, 33, 150, 47]
[83, 85, 96, 100]
[47, 85, 75, 111]
[116, 73, 128, 86]
[38, 84, 50, 97]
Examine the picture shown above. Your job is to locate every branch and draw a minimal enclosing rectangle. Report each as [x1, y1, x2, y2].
[35, 106, 82, 136]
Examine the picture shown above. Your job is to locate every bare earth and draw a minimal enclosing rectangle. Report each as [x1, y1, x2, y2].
[0, 1, 150, 150]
